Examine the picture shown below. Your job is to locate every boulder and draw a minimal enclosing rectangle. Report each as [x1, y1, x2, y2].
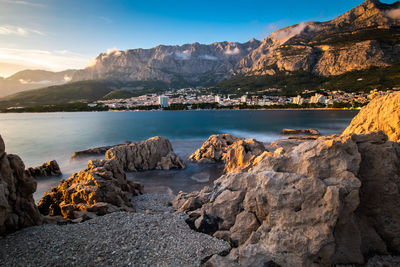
[343, 92, 400, 142]
[0, 135, 42, 234]
[174, 132, 400, 266]
[25, 160, 62, 178]
[37, 158, 143, 220]
[189, 134, 267, 174]
[280, 128, 321, 136]
[105, 136, 185, 171]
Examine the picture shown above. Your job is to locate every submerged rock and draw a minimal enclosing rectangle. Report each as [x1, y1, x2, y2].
[280, 128, 321, 136]
[343, 91, 400, 142]
[25, 160, 61, 178]
[37, 159, 143, 220]
[174, 132, 400, 266]
[0, 135, 42, 234]
[189, 134, 267, 174]
[105, 136, 186, 171]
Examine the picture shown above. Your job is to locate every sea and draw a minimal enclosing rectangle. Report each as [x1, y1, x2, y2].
[0, 110, 358, 202]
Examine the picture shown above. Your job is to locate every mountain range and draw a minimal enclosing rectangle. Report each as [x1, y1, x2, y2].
[1, 0, 400, 107]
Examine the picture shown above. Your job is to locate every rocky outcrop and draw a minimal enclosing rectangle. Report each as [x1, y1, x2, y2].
[189, 134, 267, 174]
[25, 160, 61, 178]
[281, 128, 321, 136]
[70, 141, 132, 159]
[173, 131, 400, 266]
[343, 92, 400, 142]
[105, 136, 185, 172]
[0, 135, 42, 234]
[37, 159, 143, 221]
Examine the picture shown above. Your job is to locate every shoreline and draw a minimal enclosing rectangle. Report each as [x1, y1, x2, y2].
[0, 107, 359, 114]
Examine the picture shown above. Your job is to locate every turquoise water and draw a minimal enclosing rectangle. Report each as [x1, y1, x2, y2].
[0, 110, 357, 200]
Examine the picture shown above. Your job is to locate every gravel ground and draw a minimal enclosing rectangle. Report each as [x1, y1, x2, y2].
[134, 193, 175, 214]
[0, 194, 230, 267]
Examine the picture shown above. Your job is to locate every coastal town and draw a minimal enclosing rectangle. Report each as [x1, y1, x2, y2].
[97, 87, 399, 110]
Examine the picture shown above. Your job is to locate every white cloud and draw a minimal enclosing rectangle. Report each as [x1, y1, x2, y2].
[224, 47, 241, 55]
[19, 79, 53, 85]
[0, 0, 46, 7]
[386, 8, 400, 20]
[175, 50, 192, 60]
[0, 47, 93, 73]
[199, 54, 218, 60]
[106, 47, 122, 56]
[0, 25, 45, 36]
[64, 75, 72, 82]
[270, 22, 310, 44]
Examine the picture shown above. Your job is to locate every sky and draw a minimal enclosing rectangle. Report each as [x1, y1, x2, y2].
[0, 0, 396, 77]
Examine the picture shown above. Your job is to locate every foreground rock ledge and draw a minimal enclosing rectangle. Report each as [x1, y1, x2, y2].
[0, 135, 42, 235]
[174, 131, 400, 266]
[106, 136, 186, 171]
[38, 159, 143, 220]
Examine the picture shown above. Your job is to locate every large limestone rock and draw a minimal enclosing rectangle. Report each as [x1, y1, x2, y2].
[105, 136, 186, 172]
[0, 135, 42, 234]
[173, 132, 400, 266]
[25, 160, 62, 178]
[189, 134, 267, 174]
[343, 92, 400, 142]
[37, 159, 143, 220]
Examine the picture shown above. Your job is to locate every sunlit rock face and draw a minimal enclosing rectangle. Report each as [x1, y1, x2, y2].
[174, 131, 400, 266]
[71, 39, 261, 85]
[37, 159, 143, 220]
[105, 136, 186, 171]
[343, 92, 400, 142]
[0, 135, 42, 234]
[188, 134, 267, 174]
[236, 0, 400, 76]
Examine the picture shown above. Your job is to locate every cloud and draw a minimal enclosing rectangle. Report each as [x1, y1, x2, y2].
[0, 0, 46, 7]
[224, 47, 241, 55]
[19, 79, 53, 85]
[106, 47, 122, 56]
[0, 25, 45, 36]
[386, 8, 400, 20]
[64, 75, 72, 82]
[270, 22, 311, 44]
[175, 50, 191, 60]
[199, 54, 218, 60]
[0, 47, 93, 74]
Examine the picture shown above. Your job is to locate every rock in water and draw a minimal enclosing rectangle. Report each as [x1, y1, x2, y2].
[105, 136, 186, 171]
[0, 135, 42, 234]
[174, 132, 400, 266]
[343, 92, 400, 142]
[37, 159, 143, 220]
[280, 128, 321, 136]
[25, 160, 62, 178]
[189, 134, 267, 173]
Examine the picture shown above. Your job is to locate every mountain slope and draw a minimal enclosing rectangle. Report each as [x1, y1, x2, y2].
[236, 0, 400, 76]
[71, 39, 261, 84]
[0, 69, 76, 98]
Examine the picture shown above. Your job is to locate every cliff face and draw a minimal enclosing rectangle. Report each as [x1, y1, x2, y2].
[237, 0, 400, 76]
[0, 135, 42, 234]
[72, 40, 261, 85]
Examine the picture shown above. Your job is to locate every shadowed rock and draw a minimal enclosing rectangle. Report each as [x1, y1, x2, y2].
[25, 160, 61, 178]
[0, 135, 42, 234]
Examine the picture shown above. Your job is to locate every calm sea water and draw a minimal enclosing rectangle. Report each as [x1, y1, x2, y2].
[0, 110, 358, 201]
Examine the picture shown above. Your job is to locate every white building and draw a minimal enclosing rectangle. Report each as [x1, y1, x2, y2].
[158, 96, 169, 107]
[215, 95, 222, 103]
[292, 95, 304, 105]
[241, 95, 247, 103]
[310, 93, 326, 104]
